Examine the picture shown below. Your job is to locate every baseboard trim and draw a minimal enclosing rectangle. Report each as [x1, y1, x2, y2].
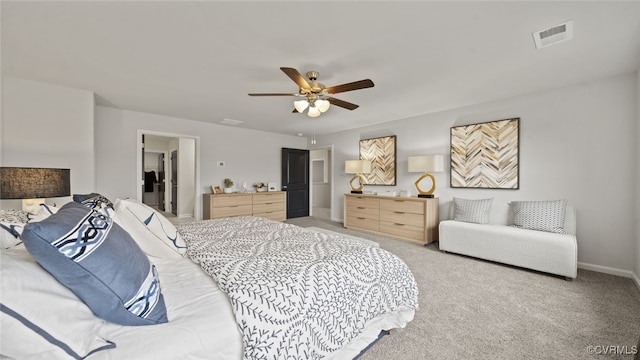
[632, 271, 640, 293]
[578, 262, 635, 279]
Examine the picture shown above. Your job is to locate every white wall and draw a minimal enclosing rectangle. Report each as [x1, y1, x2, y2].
[94, 106, 307, 218]
[0, 76, 95, 209]
[319, 73, 638, 275]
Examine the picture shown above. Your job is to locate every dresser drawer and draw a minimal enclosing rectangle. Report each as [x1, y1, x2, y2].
[380, 209, 425, 228]
[346, 216, 380, 232]
[345, 195, 379, 209]
[380, 198, 424, 214]
[346, 196, 379, 218]
[254, 210, 286, 222]
[379, 221, 424, 242]
[212, 195, 252, 207]
[346, 203, 379, 218]
[253, 193, 284, 205]
[253, 202, 283, 214]
[212, 204, 252, 218]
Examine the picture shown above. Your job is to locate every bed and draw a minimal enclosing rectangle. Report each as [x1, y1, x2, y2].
[0, 196, 418, 359]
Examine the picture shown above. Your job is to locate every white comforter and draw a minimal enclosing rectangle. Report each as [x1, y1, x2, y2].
[179, 217, 419, 360]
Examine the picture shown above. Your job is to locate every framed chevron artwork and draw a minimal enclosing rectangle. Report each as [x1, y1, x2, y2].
[359, 135, 397, 185]
[450, 118, 519, 189]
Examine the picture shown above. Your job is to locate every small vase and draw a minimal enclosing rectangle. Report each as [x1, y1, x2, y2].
[223, 187, 233, 193]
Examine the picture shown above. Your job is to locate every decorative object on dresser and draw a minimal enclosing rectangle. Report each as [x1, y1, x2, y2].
[359, 135, 397, 185]
[211, 185, 222, 194]
[267, 182, 278, 191]
[203, 192, 286, 221]
[254, 182, 266, 192]
[223, 178, 234, 193]
[344, 193, 439, 245]
[0, 167, 71, 214]
[344, 160, 372, 194]
[450, 118, 519, 189]
[407, 155, 444, 198]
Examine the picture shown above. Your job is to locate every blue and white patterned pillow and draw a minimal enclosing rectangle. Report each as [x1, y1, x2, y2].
[114, 199, 187, 259]
[73, 193, 114, 210]
[21, 201, 168, 326]
[453, 198, 493, 224]
[511, 199, 568, 234]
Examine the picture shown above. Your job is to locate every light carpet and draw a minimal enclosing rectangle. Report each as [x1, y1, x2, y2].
[287, 217, 640, 360]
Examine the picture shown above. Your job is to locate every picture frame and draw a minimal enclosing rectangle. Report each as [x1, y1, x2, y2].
[359, 135, 397, 185]
[450, 118, 519, 189]
[211, 185, 222, 194]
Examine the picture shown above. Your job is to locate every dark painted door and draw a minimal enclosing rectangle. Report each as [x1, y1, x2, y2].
[171, 150, 178, 216]
[281, 148, 309, 218]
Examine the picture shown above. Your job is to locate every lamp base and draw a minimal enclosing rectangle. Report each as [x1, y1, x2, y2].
[351, 190, 363, 194]
[418, 194, 435, 198]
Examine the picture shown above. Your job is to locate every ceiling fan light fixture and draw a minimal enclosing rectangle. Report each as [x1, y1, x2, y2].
[315, 99, 330, 113]
[294, 99, 309, 113]
[308, 106, 321, 118]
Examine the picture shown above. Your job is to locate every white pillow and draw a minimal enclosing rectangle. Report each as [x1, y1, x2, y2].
[26, 203, 59, 223]
[0, 209, 29, 249]
[453, 198, 493, 224]
[0, 246, 115, 359]
[511, 199, 568, 234]
[114, 198, 187, 259]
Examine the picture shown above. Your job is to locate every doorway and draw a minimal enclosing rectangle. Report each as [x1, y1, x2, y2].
[281, 148, 310, 219]
[143, 150, 168, 212]
[310, 147, 332, 221]
[137, 130, 200, 220]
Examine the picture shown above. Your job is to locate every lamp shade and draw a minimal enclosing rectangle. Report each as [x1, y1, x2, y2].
[344, 160, 372, 174]
[407, 155, 444, 173]
[0, 167, 70, 199]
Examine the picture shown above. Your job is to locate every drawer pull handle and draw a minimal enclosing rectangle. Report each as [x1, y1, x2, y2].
[357, 206, 365, 209]
[357, 217, 366, 220]
[394, 200, 405, 202]
[395, 211, 405, 214]
[394, 223, 405, 226]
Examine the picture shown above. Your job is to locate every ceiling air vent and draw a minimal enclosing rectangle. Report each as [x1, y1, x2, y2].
[532, 20, 573, 49]
[219, 118, 244, 126]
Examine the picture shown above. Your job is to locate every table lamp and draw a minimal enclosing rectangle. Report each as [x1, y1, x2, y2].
[407, 155, 444, 198]
[0, 167, 71, 214]
[344, 160, 372, 194]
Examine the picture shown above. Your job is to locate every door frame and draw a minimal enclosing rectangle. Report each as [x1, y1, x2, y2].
[136, 129, 201, 220]
[308, 144, 334, 220]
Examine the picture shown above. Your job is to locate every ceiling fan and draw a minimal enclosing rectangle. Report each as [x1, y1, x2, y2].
[248, 67, 374, 117]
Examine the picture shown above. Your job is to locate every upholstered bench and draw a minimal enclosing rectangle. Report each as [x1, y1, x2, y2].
[439, 198, 578, 279]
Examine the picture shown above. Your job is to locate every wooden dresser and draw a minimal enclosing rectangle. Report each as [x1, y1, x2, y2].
[203, 192, 286, 221]
[343, 193, 439, 245]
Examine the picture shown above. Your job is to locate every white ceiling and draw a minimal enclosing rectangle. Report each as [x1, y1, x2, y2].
[2, 1, 640, 137]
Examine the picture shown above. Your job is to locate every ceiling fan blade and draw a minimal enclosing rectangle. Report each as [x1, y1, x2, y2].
[326, 79, 374, 94]
[248, 93, 298, 96]
[327, 97, 359, 110]
[280, 67, 311, 90]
